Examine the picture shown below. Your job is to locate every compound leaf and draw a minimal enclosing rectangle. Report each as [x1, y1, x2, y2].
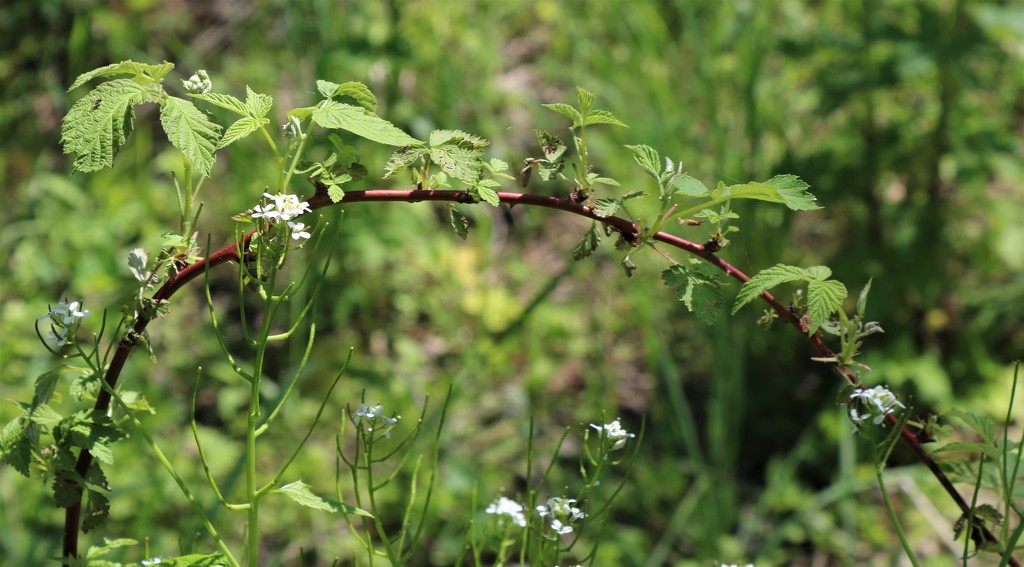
[662, 264, 725, 325]
[535, 130, 567, 162]
[160, 96, 222, 176]
[61, 79, 164, 173]
[278, 481, 373, 516]
[68, 60, 173, 91]
[312, 100, 421, 146]
[576, 85, 596, 116]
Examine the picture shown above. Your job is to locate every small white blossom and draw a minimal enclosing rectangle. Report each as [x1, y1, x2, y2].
[251, 192, 311, 222]
[141, 559, 163, 566]
[355, 403, 384, 421]
[46, 327, 69, 346]
[550, 519, 573, 535]
[485, 496, 526, 528]
[590, 419, 635, 450]
[182, 70, 212, 94]
[288, 221, 311, 241]
[849, 385, 905, 429]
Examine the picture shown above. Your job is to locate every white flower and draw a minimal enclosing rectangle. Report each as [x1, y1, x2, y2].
[590, 419, 636, 450]
[485, 496, 526, 527]
[550, 519, 573, 535]
[536, 497, 585, 521]
[288, 221, 311, 241]
[182, 70, 212, 94]
[46, 327, 69, 346]
[141, 559, 162, 566]
[849, 385, 904, 428]
[355, 403, 384, 421]
[251, 192, 311, 222]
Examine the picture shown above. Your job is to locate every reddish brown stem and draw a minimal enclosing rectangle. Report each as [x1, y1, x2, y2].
[62, 189, 1013, 565]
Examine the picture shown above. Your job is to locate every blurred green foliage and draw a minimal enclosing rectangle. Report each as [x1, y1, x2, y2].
[2, 0, 1024, 565]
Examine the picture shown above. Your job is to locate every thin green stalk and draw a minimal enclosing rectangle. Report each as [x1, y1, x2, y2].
[876, 466, 920, 567]
[96, 375, 239, 567]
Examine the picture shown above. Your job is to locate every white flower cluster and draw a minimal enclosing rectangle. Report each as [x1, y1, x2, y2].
[250, 192, 313, 242]
[849, 385, 905, 429]
[39, 298, 90, 347]
[590, 419, 635, 450]
[354, 402, 401, 439]
[485, 496, 527, 528]
[182, 69, 212, 94]
[537, 496, 587, 536]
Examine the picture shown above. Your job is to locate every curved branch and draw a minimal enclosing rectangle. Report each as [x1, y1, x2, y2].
[63, 188, 1013, 565]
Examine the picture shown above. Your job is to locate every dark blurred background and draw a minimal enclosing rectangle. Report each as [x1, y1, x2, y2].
[2, 0, 1023, 565]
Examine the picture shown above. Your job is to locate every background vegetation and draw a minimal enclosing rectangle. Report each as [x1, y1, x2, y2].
[2, 0, 1023, 565]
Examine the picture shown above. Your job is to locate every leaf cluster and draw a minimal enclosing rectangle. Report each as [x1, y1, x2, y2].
[733, 264, 848, 334]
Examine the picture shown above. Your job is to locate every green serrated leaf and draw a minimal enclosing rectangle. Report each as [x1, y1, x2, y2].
[34, 367, 69, 405]
[328, 184, 346, 203]
[312, 100, 421, 146]
[384, 146, 429, 179]
[593, 198, 621, 218]
[317, 80, 377, 112]
[190, 92, 247, 115]
[85, 538, 137, 559]
[82, 464, 111, 533]
[218, 116, 265, 149]
[160, 96, 222, 176]
[68, 60, 173, 91]
[28, 404, 63, 427]
[732, 264, 809, 314]
[430, 145, 483, 183]
[673, 174, 711, 197]
[948, 410, 997, 445]
[803, 265, 832, 281]
[857, 278, 874, 318]
[764, 174, 820, 211]
[806, 278, 847, 334]
[625, 144, 661, 177]
[535, 130, 567, 162]
[277, 481, 373, 516]
[542, 103, 583, 127]
[244, 86, 273, 118]
[929, 440, 1000, 459]
[430, 129, 489, 148]
[662, 265, 723, 325]
[488, 157, 510, 173]
[572, 222, 601, 261]
[0, 417, 31, 477]
[471, 180, 501, 207]
[715, 175, 820, 211]
[449, 206, 469, 239]
[61, 79, 164, 173]
[576, 86, 596, 116]
[583, 108, 628, 128]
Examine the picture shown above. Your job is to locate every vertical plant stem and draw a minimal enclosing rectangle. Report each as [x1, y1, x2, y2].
[876, 466, 920, 567]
